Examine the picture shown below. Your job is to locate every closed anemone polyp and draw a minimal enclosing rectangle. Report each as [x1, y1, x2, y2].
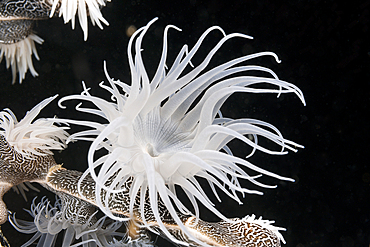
[57, 18, 305, 245]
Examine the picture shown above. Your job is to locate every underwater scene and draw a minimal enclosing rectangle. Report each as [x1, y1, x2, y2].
[1, 1, 369, 246]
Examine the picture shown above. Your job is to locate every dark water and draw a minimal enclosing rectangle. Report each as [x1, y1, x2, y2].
[1, 0, 369, 246]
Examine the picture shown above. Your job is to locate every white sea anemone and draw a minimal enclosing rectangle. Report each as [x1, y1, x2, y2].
[49, 0, 110, 40]
[58, 18, 305, 245]
[0, 95, 69, 156]
[9, 196, 130, 247]
[0, 33, 43, 84]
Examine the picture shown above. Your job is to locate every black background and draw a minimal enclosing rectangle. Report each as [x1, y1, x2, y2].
[1, 0, 369, 246]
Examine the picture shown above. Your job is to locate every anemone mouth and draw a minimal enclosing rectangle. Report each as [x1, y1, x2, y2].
[145, 143, 159, 157]
[133, 111, 192, 159]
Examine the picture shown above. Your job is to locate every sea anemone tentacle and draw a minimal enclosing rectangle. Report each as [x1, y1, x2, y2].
[12, 182, 40, 202]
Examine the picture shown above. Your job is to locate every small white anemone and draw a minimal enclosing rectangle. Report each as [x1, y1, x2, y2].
[242, 214, 287, 244]
[0, 33, 43, 84]
[0, 95, 69, 157]
[48, 0, 110, 40]
[107, 237, 155, 247]
[58, 18, 305, 245]
[9, 196, 130, 247]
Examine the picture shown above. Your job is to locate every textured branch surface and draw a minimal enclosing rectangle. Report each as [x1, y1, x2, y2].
[0, 135, 57, 185]
[45, 166, 282, 247]
[0, 134, 57, 224]
[0, 0, 52, 20]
